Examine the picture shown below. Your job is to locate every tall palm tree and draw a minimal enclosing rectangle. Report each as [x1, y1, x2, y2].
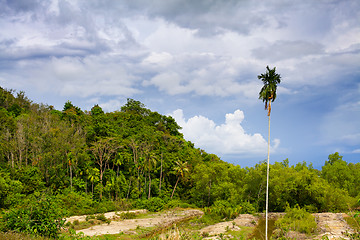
[171, 161, 189, 199]
[258, 65, 281, 240]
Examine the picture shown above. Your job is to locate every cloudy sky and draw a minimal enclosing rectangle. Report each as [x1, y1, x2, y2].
[1, 0, 359, 168]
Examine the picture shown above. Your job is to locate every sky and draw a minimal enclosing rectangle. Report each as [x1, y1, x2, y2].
[0, 0, 359, 169]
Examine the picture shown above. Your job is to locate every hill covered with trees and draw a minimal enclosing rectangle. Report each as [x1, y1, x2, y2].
[0, 86, 359, 238]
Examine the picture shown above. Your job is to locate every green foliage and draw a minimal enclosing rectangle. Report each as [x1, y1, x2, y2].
[14, 166, 45, 194]
[0, 86, 359, 238]
[164, 199, 195, 209]
[0, 231, 50, 240]
[258, 65, 281, 112]
[322, 152, 360, 198]
[118, 211, 136, 220]
[135, 197, 166, 212]
[1, 195, 65, 238]
[0, 172, 24, 208]
[95, 213, 107, 222]
[275, 205, 317, 235]
[204, 200, 242, 220]
[55, 190, 95, 216]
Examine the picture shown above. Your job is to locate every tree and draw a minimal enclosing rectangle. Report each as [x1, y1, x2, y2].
[2, 194, 65, 238]
[90, 138, 119, 200]
[171, 161, 189, 199]
[86, 167, 99, 196]
[258, 65, 281, 240]
[144, 148, 157, 199]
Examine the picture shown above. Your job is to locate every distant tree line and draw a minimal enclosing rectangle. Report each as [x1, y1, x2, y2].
[0, 86, 359, 224]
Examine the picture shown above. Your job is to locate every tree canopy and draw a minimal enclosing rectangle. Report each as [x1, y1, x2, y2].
[0, 86, 358, 238]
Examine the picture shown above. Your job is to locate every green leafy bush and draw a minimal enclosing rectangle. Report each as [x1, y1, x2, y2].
[238, 201, 256, 214]
[95, 213, 107, 222]
[135, 197, 165, 212]
[118, 212, 136, 219]
[0, 195, 65, 238]
[164, 199, 195, 209]
[275, 205, 317, 235]
[55, 190, 95, 216]
[204, 200, 242, 220]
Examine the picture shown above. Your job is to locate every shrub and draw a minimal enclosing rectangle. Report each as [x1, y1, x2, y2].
[275, 205, 317, 235]
[95, 213, 107, 222]
[55, 190, 94, 216]
[239, 201, 256, 214]
[204, 200, 242, 220]
[0, 195, 65, 238]
[164, 199, 195, 209]
[85, 215, 95, 221]
[118, 212, 136, 219]
[135, 197, 165, 212]
[94, 200, 116, 213]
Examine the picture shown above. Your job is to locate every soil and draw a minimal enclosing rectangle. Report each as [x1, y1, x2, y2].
[314, 213, 355, 239]
[65, 210, 357, 239]
[67, 209, 203, 237]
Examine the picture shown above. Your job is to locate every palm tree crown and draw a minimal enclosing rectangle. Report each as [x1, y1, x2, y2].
[258, 66, 281, 116]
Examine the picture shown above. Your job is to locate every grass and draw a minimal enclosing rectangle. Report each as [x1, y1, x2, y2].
[248, 218, 277, 240]
[344, 212, 360, 231]
[0, 232, 50, 240]
[226, 226, 254, 240]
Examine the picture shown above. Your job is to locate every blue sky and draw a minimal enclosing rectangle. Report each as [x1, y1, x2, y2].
[0, 0, 359, 168]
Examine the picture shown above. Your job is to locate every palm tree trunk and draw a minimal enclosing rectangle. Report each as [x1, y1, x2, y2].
[148, 171, 151, 199]
[126, 178, 132, 199]
[159, 152, 163, 193]
[171, 177, 180, 199]
[70, 165, 73, 191]
[265, 101, 271, 240]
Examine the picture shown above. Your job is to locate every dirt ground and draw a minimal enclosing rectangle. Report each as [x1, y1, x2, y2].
[68, 209, 203, 237]
[314, 213, 355, 240]
[66, 210, 356, 239]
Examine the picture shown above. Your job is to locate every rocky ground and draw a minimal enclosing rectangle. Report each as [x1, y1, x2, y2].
[314, 213, 355, 240]
[65, 210, 357, 239]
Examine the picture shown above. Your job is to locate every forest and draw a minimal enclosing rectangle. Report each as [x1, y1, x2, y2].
[0, 86, 359, 239]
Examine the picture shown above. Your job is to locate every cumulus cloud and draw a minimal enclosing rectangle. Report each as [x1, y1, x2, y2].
[142, 52, 262, 98]
[171, 109, 280, 156]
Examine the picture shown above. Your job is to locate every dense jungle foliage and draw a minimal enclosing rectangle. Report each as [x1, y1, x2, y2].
[0, 86, 359, 238]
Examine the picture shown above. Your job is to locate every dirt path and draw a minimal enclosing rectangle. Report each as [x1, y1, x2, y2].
[70, 209, 203, 236]
[65, 209, 148, 224]
[66, 210, 356, 238]
[314, 213, 355, 240]
[200, 214, 258, 237]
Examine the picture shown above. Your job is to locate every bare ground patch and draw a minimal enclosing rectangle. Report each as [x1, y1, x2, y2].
[66, 210, 357, 239]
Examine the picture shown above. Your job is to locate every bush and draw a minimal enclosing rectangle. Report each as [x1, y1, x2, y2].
[275, 205, 317, 235]
[238, 201, 256, 214]
[164, 199, 195, 209]
[55, 190, 94, 216]
[118, 212, 136, 219]
[204, 200, 242, 220]
[135, 197, 165, 212]
[94, 200, 116, 213]
[95, 214, 107, 222]
[85, 215, 95, 221]
[0, 194, 65, 238]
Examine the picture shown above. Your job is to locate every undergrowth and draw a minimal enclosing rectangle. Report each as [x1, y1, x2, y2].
[274, 205, 317, 238]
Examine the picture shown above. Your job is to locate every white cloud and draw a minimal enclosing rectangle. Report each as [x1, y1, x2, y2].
[142, 52, 263, 98]
[352, 149, 360, 154]
[171, 109, 280, 156]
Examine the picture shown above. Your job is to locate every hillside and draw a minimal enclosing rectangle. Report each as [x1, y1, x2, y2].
[0, 86, 359, 238]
